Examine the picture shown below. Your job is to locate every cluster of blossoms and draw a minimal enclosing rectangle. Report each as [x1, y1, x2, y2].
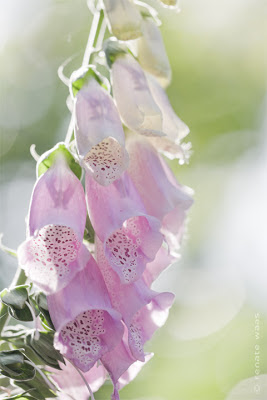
[16, 0, 193, 398]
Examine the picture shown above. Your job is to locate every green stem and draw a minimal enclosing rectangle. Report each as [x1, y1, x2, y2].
[0, 268, 27, 335]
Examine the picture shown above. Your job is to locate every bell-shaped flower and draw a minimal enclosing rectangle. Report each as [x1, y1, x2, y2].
[50, 360, 106, 399]
[86, 172, 163, 284]
[109, 51, 164, 136]
[146, 74, 190, 159]
[18, 156, 89, 294]
[47, 250, 124, 372]
[96, 237, 174, 362]
[136, 17, 171, 88]
[127, 137, 193, 256]
[103, 0, 143, 40]
[74, 77, 129, 186]
[101, 326, 153, 400]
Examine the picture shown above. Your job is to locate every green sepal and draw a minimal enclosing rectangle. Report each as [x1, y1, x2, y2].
[83, 215, 95, 244]
[71, 66, 109, 97]
[25, 331, 64, 370]
[104, 39, 128, 68]
[1, 390, 38, 399]
[37, 143, 82, 180]
[0, 350, 36, 382]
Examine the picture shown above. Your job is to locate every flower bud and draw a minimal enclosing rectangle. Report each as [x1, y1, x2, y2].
[103, 0, 142, 40]
[136, 17, 171, 87]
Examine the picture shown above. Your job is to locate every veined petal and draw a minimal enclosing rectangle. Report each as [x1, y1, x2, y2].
[18, 239, 90, 295]
[28, 155, 86, 240]
[136, 18, 171, 88]
[47, 250, 124, 372]
[103, 0, 142, 40]
[75, 79, 128, 186]
[146, 74, 190, 156]
[127, 137, 193, 256]
[50, 360, 106, 399]
[111, 54, 163, 136]
[86, 172, 163, 284]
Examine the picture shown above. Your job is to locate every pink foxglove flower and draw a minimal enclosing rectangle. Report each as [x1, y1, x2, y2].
[146, 74, 190, 159]
[103, 0, 142, 40]
[47, 250, 124, 372]
[50, 360, 106, 399]
[96, 237, 174, 361]
[86, 172, 163, 284]
[110, 53, 164, 136]
[75, 78, 129, 186]
[136, 17, 171, 88]
[17, 156, 90, 294]
[127, 137, 193, 256]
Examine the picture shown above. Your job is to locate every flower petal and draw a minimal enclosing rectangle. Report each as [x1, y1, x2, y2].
[75, 79, 128, 186]
[28, 156, 86, 240]
[146, 74, 190, 156]
[47, 250, 124, 372]
[50, 360, 106, 399]
[18, 238, 90, 295]
[111, 54, 163, 136]
[86, 172, 163, 283]
[127, 137, 193, 255]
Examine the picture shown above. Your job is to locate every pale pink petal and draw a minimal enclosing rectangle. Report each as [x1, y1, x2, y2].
[146, 74, 190, 157]
[111, 54, 163, 136]
[18, 239, 90, 295]
[86, 172, 163, 283]
[136, 18, 171, 88]
[29, 156, 86, 240]
[117, 352, 153, 390]
[103, 0, 142, 40]
[128, 291, 174, 360]
[50, 360, 106, 399]
[143, 245, 175, 287]
[47, 251, 124, 372]
[127, 137, 193, 256]
[75, 79, 128, 186]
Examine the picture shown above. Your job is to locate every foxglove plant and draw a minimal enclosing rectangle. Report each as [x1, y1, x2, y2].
[0, 1, 193, 399]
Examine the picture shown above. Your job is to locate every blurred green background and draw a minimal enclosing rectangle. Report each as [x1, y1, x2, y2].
[0, 0, 266, 399]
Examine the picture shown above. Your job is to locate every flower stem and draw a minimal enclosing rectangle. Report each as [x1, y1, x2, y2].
[65, 4, 105, 145]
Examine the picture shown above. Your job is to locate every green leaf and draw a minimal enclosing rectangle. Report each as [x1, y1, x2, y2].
[83, 215, 95, 244]
[35, 293, 54, 330]
[15, 370, 57, 399]
[25, 331, 64, 370]
[2, 390, 38, 399]
[1, 324, 28, 340]
[37, 143, 82, 180]
[1, 287, 28, 310]
[0, 350, 36, 382]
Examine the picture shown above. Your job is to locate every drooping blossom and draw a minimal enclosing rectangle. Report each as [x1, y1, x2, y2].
[103, 0, 142, 40]
[101, 326, 153, 400]
[127, 137, 193, 256]
[85, 172, 163, 284]
[135, 17, 171, 88]
[109, 51, 164, 136]
[17, 156, 90, 294]
[95, 237, 174, 361]
[146, 73, 190, 159]
[47, 250, 124, 372]
[74, 77, 129, 186]
[50, 359, 106, 399]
